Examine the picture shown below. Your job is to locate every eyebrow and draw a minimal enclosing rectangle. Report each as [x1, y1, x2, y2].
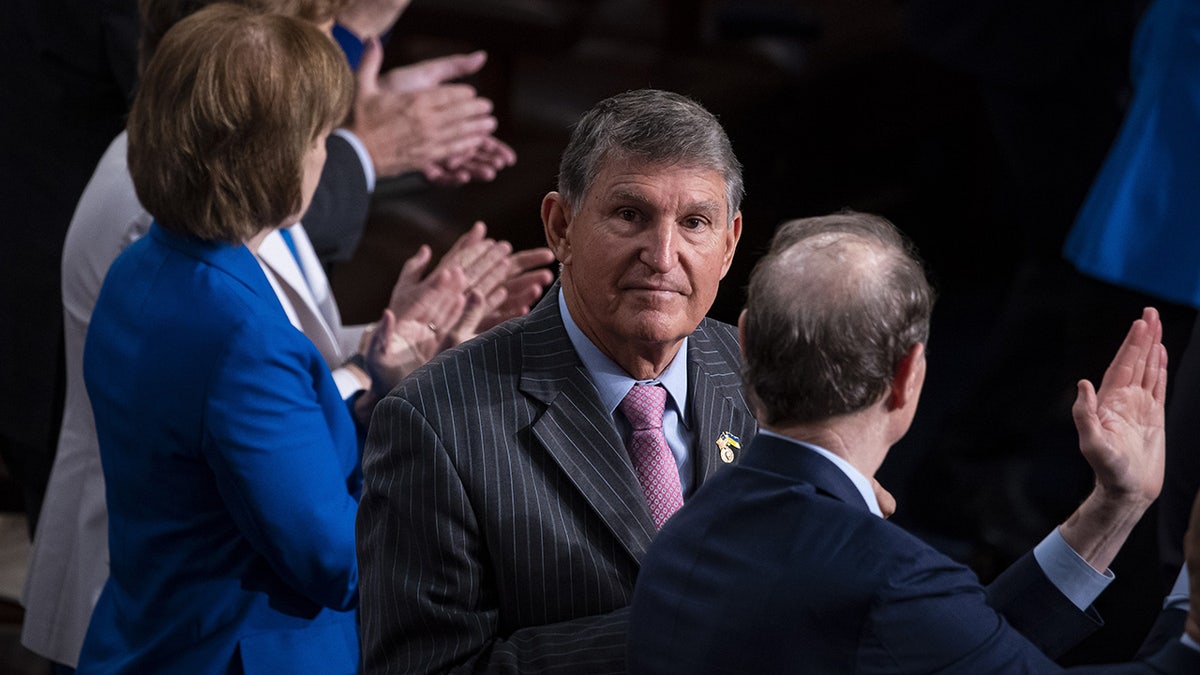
[608, 190, 724, 216]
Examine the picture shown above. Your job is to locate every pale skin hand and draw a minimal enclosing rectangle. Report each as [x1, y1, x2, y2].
[347, 38, 499, 179]
[381, 223, 552, 350]
[425, 135, 518, 185]
[336, 0, 412, 41]
[477, 246, 556, 332]
[873, 478, 896, 519]
[1060, 307, 1167, 572]
[378, 53, 517, 185]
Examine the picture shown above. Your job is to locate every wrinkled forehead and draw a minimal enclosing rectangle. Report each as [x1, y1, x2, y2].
[584, 154, 732, 210]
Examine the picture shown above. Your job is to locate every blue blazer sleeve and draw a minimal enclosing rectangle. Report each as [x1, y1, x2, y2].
[204, 315, 360, 611]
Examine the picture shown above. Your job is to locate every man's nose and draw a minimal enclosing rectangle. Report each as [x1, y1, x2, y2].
[639, 222, 676, 272]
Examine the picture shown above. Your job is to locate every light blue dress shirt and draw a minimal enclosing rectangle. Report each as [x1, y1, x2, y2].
[559, 293, 696, 495]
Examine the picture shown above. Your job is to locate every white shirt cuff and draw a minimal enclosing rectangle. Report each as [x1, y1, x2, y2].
[331, 366, 366, 400]
[1034, 527, 1114, 611]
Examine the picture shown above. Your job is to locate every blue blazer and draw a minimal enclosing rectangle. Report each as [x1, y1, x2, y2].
[629, 433, 1200, 673]
[78, 224, 361, 674]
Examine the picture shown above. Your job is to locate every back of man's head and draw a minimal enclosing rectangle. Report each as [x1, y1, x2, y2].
[743, 211, 934, 427]
[557, 88, 744, 221]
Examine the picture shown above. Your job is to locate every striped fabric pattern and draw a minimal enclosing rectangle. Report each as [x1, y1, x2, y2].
[357, 284, 756, 674]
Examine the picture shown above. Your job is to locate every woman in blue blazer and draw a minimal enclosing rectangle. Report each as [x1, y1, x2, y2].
[77, 6, 363, 672]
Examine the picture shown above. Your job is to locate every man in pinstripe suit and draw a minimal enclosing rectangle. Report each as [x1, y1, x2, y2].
[357, 89, 757, 673]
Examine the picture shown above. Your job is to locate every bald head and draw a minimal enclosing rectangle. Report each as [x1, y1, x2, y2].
[742, 211, 934, 427]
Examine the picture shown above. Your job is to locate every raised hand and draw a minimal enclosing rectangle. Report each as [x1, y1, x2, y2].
[1072, 307, 1168, 506]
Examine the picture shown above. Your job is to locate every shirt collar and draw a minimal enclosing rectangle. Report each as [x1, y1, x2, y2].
[756, 428, 883, 517]
[559, 291, 690, 423]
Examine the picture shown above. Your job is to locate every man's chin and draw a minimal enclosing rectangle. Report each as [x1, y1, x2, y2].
[621, 310, 694, 345]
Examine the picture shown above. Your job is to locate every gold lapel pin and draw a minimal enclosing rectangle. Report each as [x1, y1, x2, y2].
[716, 431, 740, 463]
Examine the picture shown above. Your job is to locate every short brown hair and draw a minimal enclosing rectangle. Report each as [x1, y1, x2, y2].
[128, 3, 353, 242]
[138, 0, 350, 67]
[743, 211, 935, 426]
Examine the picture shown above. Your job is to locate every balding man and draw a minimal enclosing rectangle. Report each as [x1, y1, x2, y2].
[629, 211, 1200, 673]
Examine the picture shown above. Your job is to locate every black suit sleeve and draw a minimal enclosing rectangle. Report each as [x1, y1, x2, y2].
[302, 133, 370, 269]
[357, 394, 630, 674]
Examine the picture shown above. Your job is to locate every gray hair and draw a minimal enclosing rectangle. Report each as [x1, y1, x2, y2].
[557, 89, 744, 223]
[743, 211, 935, 426]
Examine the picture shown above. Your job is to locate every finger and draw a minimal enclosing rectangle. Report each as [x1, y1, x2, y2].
[1101, 317, 1150, 392]
[398, 245, 432, 285]
[1153, 343, 1169, 404]
[413, 51, 487, 86]
[504, 269, 554, 301]
[431, 113, 499, 144]
[465, 241, 513, 293]
[871, 478, 896, 519]
[415, 84, 482, 112]
[442, 222, 488, 266]
[1146, 306, 1162, 344]
[356, 36, 385, 98]
[403, 266, 470, 328]
[477, 134, 516, 164]
[447, 288, 491, 348]
[509, 247, 556, 272]
[446, 229, 501, 275]
[372, 308, 397, 355]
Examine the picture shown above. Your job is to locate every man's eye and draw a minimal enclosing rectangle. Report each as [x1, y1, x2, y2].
[618, 208, 638, 221]
[683, 217, 707, 230]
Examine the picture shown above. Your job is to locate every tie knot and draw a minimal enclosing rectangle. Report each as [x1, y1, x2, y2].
[620, 384, 667, 431]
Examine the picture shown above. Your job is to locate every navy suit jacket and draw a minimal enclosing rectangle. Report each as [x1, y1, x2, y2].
[629, 433, 1200, 673]
[357, 283, 758, 673]
[78, 224, 361, 674]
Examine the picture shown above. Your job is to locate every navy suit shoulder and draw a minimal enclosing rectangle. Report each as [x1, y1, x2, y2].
[628, 433, 1184, 674]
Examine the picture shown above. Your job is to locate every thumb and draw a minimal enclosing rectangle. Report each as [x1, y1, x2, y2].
[1071, 379, 1101, 449]
[397, 245, 432, 286]
[427, 51, 487, 83]
[356, 36, 384, 96]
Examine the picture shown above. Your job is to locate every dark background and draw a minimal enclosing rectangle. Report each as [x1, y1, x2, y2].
[3, 0, 1192, 670]
[332, 0, 1191, 665]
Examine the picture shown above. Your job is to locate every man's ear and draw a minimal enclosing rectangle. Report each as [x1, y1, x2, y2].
[541, 192, 572, 263]
[887, 343, 926, 411]
[719, 211, 743, 278]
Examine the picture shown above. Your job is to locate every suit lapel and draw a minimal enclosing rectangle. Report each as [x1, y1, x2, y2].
[520, 285, 659, 563]
[256, 230, 343, 365]
[688, 318, 757, 488]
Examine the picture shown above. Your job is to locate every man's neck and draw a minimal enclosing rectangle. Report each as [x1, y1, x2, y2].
[766, 411, 891, 479]
[560, 289, 684, 380]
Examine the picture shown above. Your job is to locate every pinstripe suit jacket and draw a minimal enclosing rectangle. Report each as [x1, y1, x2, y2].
[357, 283, 757, 674]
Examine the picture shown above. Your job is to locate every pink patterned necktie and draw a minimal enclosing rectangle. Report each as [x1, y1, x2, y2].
[619, 384, 684, 529]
